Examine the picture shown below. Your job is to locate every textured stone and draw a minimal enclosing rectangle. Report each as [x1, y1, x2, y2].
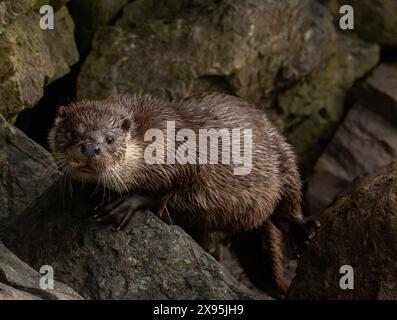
[0, 4, 79, 118]
[0, 116, 59, 221]
[358, 64, 397, 122]
[289, 163, 397, 299]
[78, 0, 336, 103]
[321, 0, 397, 47]
[77, 0, 379, 154]
[306, 64, 397, 214]
[68, 0, 130, 57]
[0, 1, 46, 27]
[277, 35, 379, 154]
[1, 184, 259, 300]
[0, 241, 82, 300]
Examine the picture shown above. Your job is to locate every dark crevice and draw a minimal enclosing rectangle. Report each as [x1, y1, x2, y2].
[14, 63, 80, 150]
[380, 46, 397, 64]
[109, 4, 129, 26]
[198, 75, 234, 94]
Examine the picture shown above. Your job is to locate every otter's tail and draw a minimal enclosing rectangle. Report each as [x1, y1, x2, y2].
[230, 221, 288, 299]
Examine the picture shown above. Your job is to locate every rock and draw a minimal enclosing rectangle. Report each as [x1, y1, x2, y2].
[77, 0, 379, 154]
[358, 64, 397, 122]
[0, 3, 79, 119]
[68, 0, 130, 57]
[277, 34, 379, 154]
[289, 163, 397, 299]
[306, 64, 397, 214]
[320, 0, 397, 47]
[78, 0, 336, 102]
[0, 116, 59, 222]
[0, 1, 44, 27]
[1, 184, 259, 300]
[0, 240, 82, 300]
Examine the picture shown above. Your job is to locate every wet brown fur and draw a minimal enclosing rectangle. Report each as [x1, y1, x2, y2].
[49, 92, 305, 298]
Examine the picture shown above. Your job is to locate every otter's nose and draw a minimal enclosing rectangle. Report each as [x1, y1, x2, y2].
[80, 143, 101, 157]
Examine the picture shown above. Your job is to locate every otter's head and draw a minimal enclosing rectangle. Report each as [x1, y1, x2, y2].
[49, 100, 140, 192]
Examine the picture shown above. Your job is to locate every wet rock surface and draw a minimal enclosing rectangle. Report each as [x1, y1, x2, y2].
[289, 163, 397, 299]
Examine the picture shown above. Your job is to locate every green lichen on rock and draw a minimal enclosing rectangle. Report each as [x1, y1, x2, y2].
[321, 0, 397, 47]
[278, 35, 379, 154]
[0, 0, 50, 27]
[0, 4, 78, 119]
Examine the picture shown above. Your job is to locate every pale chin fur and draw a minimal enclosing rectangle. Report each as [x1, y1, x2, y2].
[70, 165, 130, 194]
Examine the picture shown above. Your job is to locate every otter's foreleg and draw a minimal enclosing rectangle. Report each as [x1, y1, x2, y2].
[94, 192, 172, 230]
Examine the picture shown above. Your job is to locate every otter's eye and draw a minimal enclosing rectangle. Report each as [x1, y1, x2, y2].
[106, 136, 114, 144]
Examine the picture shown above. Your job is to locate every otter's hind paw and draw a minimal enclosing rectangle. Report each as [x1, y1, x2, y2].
[288, 219, 320, 259]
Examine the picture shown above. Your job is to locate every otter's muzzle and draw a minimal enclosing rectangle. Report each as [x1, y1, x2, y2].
[80, 143, 101, 158]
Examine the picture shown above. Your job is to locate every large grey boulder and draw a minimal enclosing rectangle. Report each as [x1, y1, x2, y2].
[0, 241, 82, 300]
[289, 163, 397, 299]
[0, 116, 59, 222]
[0, 2, 78, 119]
[77, 0, 379, 154]
[1, 183, 259, 300]
[306, 64, 397, 214]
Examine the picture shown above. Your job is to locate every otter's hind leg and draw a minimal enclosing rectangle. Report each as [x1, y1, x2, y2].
[230, 221, 288, 299]
[270, 190, 320, 258]
[272, 141, 320, 257]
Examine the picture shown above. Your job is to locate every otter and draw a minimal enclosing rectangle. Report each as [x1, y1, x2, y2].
[48, 92, 319, 298]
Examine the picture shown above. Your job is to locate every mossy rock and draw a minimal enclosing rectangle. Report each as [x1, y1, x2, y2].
[0, 4, 78, 119]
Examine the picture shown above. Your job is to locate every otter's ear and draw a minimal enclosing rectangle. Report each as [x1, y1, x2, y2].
[54, 106, 66, 124]
[121, 118, 132, 132]
[57, 106, 67, 118]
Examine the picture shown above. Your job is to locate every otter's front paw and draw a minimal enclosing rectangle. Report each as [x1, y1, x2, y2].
[93, 193, 154, 230]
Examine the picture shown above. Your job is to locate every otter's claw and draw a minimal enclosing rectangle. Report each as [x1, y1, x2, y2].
[94, 193, 153, 229]
[94, 192, 172, 230]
